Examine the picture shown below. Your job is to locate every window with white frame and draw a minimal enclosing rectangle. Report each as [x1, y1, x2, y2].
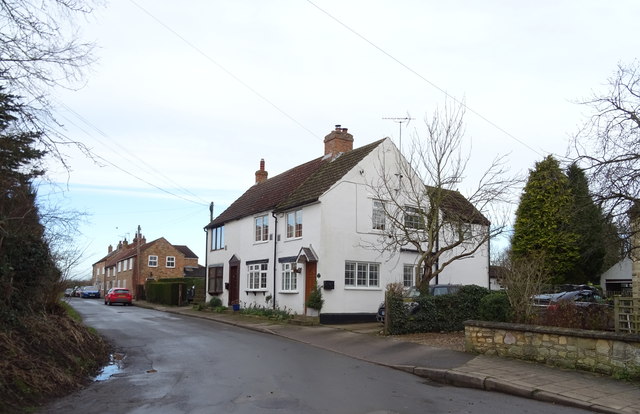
[281, 262, 298, 291]
[117, 261, 122, 272]
[403, 264, 414, 287]
[286, 210, 302, 238]
[123, 260, 127, 271]
[372, 200, 386, 230]
[458, 223, 473, 241]
[148, 255, 158, 267]
[345, 261, 379, 287]
[255, 215, 269, 242]
[166, 256, 176, 268]
[404, 206, 425, 229]
[248, 263, 268, 290]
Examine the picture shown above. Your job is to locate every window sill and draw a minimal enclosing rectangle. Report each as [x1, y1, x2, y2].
[279, 290, 299, 294]
[245, 290, 268, 296]
[284, 236, 302, 242]
[344, 286, 381, 291]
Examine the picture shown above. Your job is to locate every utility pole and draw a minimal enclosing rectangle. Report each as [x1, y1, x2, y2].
[136, 225, 141, 300]
[383, 116, 414, 150]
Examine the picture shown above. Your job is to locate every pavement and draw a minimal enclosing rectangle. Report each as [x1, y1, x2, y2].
[135, 301, 640, 414]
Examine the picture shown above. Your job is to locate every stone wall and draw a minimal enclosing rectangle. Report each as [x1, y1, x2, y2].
[465, 320, 640, 376]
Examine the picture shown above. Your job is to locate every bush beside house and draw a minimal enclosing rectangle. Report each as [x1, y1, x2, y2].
[386, 285, 490, 335]
[145, 278, 204, 306]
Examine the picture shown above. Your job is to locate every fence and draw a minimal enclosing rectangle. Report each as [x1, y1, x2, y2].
[614, 296, 640, 334]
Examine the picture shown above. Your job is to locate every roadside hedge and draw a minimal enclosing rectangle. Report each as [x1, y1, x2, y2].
[145, 278, 204, 306]
[387, 285, 491, 334]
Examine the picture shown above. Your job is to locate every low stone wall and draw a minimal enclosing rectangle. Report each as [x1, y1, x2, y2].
[464, 320, 640, 376]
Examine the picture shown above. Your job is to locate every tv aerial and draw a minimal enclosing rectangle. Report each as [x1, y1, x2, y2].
[382, 115, 414, 149]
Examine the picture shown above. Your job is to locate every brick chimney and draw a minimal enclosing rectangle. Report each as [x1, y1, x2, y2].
[108, 244, 113, 254]
[324, 124, 354, 157]
[255, 158, 268, 184]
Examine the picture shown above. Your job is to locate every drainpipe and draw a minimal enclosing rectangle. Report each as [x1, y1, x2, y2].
[204, 202, 213, 300]
[272, 211, 278, 310]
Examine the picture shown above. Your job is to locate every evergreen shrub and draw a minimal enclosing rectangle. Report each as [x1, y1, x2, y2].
[478, 291, 512, 322]
[387, 284, 491, 334]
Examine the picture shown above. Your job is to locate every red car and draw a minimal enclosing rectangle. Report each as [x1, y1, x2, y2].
[104, 288, 132, 306]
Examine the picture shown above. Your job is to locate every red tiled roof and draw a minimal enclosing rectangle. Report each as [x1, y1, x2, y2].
[174, 245, 198, 259]
[96, 237, 198, 267]
[429, 187, 490, 226]
[206, 139, 385, 227]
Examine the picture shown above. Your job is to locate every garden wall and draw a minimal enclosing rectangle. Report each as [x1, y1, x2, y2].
[464, 320, 640, 376]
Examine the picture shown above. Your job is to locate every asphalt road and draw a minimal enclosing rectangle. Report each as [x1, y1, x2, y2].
[41, 298, 592, 414]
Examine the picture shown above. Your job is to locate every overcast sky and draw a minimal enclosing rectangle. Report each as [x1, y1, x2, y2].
[41, 0, 640, 280]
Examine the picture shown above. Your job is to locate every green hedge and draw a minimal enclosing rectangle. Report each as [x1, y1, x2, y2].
[387, 285, 491, 334]
[478, 291, 513, 322]
[145, 278, 205, 306]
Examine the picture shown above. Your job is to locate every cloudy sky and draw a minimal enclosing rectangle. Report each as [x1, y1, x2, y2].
[41, 0, 640, 279]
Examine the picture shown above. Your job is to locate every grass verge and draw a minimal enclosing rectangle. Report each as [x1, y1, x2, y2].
[0, 303, 110, 413]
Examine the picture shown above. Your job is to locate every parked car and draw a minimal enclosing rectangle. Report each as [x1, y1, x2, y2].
[104, 288, 132, 306]
[533, 289, 608, 309]
[80, 286, 101, 299]
[376, 287, 420, 323]
[64, 288, 73, 297]
[428, 284, 462, 296]
[376, 284, 466, 323]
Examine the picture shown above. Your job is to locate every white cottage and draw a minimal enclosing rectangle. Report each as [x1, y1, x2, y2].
[204, 126, 489, 323]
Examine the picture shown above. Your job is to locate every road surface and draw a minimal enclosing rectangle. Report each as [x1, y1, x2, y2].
[41, 298, 591, 414]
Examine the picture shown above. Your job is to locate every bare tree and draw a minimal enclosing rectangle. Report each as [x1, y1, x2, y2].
[0, 0, 99, 165]
[496, 252, 549, 323]
[573, 60, 640, 249]
[369, 101, 518, 290]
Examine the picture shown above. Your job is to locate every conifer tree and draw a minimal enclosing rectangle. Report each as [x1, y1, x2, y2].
[512, 156, 579, 284]
[565, 163, 605, 284]
[0, 88, 59, 316]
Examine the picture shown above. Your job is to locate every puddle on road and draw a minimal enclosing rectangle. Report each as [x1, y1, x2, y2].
[94, 352, 125, 381]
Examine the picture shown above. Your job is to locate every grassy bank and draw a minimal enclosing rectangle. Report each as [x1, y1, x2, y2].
[0, 302, 110, 413]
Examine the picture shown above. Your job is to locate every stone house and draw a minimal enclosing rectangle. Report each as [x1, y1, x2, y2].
[204, 125, 490, 322]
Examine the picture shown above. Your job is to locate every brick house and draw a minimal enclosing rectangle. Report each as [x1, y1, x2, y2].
[92, 232, 201, 298]
[204, 125, 490, 322]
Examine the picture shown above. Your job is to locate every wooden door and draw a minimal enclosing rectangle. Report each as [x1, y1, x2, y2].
[229, 264, 239, 306]
[304, 262, 317, 309]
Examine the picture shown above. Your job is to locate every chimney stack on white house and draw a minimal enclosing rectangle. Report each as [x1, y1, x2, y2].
[255, 158, 268, 184]
[324, 124, 354, 157]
